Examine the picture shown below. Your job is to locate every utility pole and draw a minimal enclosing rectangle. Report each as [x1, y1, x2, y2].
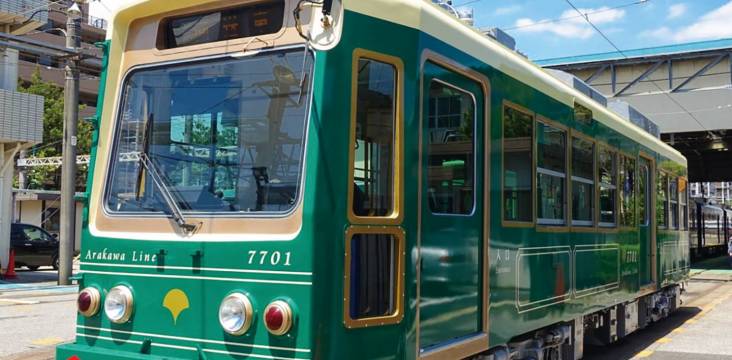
[59, 2, 82, 285]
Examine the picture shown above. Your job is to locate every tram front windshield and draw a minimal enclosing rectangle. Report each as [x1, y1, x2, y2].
[106, 48, 312, 215]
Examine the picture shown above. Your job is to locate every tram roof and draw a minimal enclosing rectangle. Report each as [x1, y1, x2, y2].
[345, 0, 686, 166]
[106, 0, 686, 166]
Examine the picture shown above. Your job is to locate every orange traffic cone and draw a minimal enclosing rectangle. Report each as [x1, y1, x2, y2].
[5, 249, 17, 279]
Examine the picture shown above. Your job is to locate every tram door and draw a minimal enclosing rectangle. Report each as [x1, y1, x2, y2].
[419, 61, 487, 354]
[639, 157, 654, 286]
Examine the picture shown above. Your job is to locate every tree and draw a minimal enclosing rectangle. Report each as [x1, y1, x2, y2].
[17, 68, 93, 191]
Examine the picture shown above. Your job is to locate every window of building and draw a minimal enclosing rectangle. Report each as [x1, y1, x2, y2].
[619, 156, 636, 227]
[598, 148, 617, 227]
[536, 121, 566, 225]
[571, 137, 594, 226]
[426, 80, 475, 215]
[503, 105, 533, 223]
[670, 178, 679, 229]
[657, 172, 668, 229]
[351, 58, 397, 218]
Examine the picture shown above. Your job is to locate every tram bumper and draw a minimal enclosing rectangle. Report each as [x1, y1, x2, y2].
[57, 343, 187, 360]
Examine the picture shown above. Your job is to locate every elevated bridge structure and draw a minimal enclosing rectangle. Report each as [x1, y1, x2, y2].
[537, 38, 732, 182]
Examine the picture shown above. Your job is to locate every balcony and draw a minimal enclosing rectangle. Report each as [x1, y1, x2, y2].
[18, 59, 100, 98]
[0, 0, 48, 35]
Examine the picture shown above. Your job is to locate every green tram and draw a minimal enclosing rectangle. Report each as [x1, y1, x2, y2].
[57, 0, 690, 359]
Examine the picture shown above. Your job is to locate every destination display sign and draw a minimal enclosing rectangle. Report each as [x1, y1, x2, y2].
[165, 2, 285, 48]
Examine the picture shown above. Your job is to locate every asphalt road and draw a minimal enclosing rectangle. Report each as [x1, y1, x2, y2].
[4, 263, 732, 360]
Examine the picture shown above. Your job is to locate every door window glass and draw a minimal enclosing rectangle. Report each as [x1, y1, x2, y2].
[503, 106, 533, 222]
[598, 148, 617, 227]
[536, 122, 566, 225]
[619, 156, 636, 227]
[639, 163, 649, 225]
[352, 58, 396, 217]
[426, 80, 475, 215]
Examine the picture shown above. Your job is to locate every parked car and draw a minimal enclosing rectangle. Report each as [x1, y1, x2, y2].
[10, 223, 59, 271]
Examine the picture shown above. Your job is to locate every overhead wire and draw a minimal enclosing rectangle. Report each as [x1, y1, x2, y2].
[497, 0, 651, 31]
[562, 0, 713, 137]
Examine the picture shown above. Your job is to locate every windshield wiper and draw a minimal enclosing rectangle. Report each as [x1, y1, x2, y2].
[135, 114, 198, 235]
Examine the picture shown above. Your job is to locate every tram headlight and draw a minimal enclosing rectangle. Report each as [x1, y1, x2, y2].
[218, 293, 254, 335]
[104, 285, 134, 323]
[77, 287, 101, 317]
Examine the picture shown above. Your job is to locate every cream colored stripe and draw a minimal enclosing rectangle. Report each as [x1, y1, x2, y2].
[344, 0, 686, 165]
[78, 325, 312, 353]
[79, 262, 313, 276]
[80, 270, 312, 286]
[77, 333, 309, 359]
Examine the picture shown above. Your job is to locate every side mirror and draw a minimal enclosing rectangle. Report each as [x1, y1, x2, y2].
[52, 233, 59, 239]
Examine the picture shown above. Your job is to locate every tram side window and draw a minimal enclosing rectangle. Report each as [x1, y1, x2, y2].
[426, 81, 475, 215]
[598, 148, 617, 227]
[536, 121, 566, 225]
[352, 58, 396, 217]
[670, 179, 679, 229]
[503, 105, 533, 222]
[571, 137, 594, 226]
[657, 172, 668, 229]
[619, 156, 636, 227]
[348, 233, 398, 320]
[680, 178, 688, 230]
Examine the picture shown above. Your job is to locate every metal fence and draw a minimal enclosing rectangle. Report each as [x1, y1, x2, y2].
[88, 15, 107, 30]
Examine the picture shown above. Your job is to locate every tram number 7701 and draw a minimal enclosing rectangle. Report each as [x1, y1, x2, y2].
[247, 250, 292, 266]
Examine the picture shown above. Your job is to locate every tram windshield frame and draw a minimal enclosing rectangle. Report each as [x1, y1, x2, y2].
[104, 47, 313, 216]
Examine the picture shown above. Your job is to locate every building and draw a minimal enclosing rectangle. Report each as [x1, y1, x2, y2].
[537, 38, 732, 183]
[690, 182, 732, 207]
[0, 0, 46, 273]
[17, 0, 105, 119]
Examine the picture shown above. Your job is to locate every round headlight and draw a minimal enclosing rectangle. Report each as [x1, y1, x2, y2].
[104, 285, 133, 323]
[218, 293, 254, 335]
[78, 287, 101, 317]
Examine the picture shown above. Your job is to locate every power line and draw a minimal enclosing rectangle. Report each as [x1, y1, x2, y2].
[562, 0, 712, 135]
[501, 0, 650, 31]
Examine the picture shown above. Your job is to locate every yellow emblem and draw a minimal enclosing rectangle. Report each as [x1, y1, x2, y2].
[162, 289, 190, 325]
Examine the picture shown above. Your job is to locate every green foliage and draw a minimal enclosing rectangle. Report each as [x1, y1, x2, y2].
[17, 68, 93, 191]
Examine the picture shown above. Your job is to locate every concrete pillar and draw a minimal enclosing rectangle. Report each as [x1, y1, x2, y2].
[0, 48, 19, 92]
[0, 143, 10, 272]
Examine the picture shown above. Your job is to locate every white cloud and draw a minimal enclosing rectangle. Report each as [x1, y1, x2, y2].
[513, 7, 626, 40]
[644, 1, 732, 42]
[495, 5, 522, 16]
[667, 3, 687, 19]
[673, 1, 732, 41]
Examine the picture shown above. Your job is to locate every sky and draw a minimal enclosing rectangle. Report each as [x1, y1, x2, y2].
[90, 0, 732, 61]
[462, 0, 732, 60]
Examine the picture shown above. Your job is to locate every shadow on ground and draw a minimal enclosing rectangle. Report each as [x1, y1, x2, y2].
[584, 306, 702, 360]
[2, 267, 59, 285]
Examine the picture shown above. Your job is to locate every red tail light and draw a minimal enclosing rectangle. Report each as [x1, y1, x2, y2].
[77, 287, 101, 317]
[264, 300, 293, 335]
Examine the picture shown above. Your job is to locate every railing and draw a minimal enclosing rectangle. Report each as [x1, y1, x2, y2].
[87, 15, 107, 30]
[0, 0, 48, 23]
